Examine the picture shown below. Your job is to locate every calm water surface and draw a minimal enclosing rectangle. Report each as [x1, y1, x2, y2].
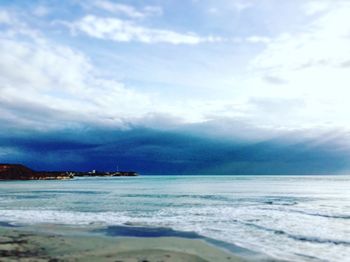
[0, 175, 349, 261]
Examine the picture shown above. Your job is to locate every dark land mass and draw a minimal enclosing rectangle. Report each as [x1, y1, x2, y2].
[0, 164, 138, 180]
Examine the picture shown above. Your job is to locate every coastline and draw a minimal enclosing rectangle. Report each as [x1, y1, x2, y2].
[0, 223, 276, 262]
[0, 164, 138, 181]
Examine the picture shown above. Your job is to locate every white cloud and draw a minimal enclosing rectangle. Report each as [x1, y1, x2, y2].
[0, 10, 13, 24]
[0, 10, 41, 39]
[246, 36, 271, 44]
[232, 1, 252, 12]
[0, 11, 227, 129]
[3, 2, 350, 135]
[207, 0, 252, 15]
[0, 26, 156, 129]
[143, 6, 163, 17]
[71, 15, 223, 44]
[207, 7, 219, 14]
[32, 6, 50, 17]
[253, 1, 350, 70]
[252, 3, 350, 75]
[303, 1, 331, 16]
[246, 2, 350, 128]
[92, 1, 162, 18]
[69, 15, 268, 45]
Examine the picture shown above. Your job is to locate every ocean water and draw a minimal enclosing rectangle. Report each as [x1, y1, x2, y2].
[0, 175, 349, 261]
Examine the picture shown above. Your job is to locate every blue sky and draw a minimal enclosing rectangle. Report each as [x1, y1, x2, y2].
[1, 0, 350, 174]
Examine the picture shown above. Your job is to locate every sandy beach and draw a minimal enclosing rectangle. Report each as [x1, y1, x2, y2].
[0, 224, 253, 262]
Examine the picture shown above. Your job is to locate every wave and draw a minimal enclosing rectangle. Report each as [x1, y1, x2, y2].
[119, 193, 233, 202]
[288, 210, 350, 220]
[234, 220, 350, 246]
[258, 207, 350, 220]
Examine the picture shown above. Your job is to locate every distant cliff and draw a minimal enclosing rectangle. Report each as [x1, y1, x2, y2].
[0, 164, 73, 180]
[0, 164, 138, 180]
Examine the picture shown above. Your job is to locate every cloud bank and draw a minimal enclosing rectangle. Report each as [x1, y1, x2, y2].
[1, 125, 349, 175]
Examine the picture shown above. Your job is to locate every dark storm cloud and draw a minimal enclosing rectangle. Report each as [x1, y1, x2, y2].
[0, 125, 348, 175]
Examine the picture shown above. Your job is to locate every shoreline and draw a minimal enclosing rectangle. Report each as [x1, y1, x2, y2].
[0, 223, 278, 262]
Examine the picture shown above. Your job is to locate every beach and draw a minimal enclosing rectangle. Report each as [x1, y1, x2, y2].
[1, 176, 349, 261]
[0, 223, 253, 262]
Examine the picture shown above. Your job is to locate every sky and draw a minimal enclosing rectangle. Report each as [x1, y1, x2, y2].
[1, 0, 350, 174]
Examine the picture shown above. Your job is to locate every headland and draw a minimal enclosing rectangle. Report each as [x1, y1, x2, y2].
[0, 164, 138, 180]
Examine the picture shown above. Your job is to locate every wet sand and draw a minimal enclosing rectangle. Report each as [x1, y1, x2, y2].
[0, 224, 248, 262]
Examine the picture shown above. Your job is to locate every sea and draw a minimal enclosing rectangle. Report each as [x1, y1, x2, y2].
[0, 175, 349, 262]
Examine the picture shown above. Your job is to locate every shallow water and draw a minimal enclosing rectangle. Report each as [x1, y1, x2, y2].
[0, 175, 349, 261]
